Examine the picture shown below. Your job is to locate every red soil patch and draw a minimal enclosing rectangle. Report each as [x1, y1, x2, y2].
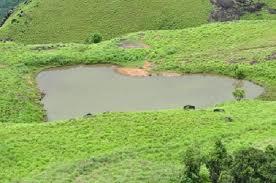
[115, 62, 181, 77]
[115, 62, 153, 77]
[116, 68, 149, 77]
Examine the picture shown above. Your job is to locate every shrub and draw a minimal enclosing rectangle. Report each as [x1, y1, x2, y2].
[181, 145, 202, 183]
[232, 87, 245, 101]
[180, 141, 275, 183]
[234, 67, 246, 79]
[205, 140, 232, 183]
[218, 171, 234, 183]
[230, 147, 275, 183]
[85, 33, 102, 44]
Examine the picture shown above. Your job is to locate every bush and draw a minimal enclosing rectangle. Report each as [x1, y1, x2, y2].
[234, 67, 246, 79]
[181, 145, 202, 183]
[205, 140, 232, 183]
[230, 147, 275, 183]
[181, 142, 276, 183]
[232, 88, 245, 101]
[85, 33, 102, 44]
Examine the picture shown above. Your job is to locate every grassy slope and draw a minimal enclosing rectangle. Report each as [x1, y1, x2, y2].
[0, 0, 211, 44]
[0, 20, 276, 181]
[1, 101, 275, 182]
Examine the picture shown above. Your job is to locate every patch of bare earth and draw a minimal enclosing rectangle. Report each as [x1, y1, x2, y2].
[115, 62, 152, 77]
[118, 39, 149, 49]
[115, 62, 181, 77]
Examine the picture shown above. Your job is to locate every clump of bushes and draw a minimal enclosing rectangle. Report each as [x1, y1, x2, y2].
[181, 140, 275, 183]
[232, 87, 245, 101]
[180, 145, 202, 183]
[85, 33, 102, 44]
[234, 66, 246, 79]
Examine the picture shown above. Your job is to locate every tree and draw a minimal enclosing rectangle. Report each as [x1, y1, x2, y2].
[205, 140, 232, 183]
[181, 145, 202, 183]
[230, 147, 273, 183]
[179, 142, 275, 183]
[85, 33, 102, 44]
[232, 87, 245, 101]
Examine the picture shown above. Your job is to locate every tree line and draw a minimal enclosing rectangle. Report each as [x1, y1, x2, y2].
[181, 140, 275, 183]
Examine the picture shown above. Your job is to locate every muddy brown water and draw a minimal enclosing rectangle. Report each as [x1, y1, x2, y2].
[36, 66, 264, 121]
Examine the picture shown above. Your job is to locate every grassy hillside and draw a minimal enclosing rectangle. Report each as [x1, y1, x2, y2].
[0, 0, 275, 44]
[0, 20, 275, 182]
[1, 101, 275, 182]
[0, 0, 211, 44]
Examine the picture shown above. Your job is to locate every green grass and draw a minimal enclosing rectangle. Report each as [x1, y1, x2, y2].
[1, 0, 275, 44]
[0, 20, 275, 182]
[0, 101, 275, 182]
[0, 0, 212, 44]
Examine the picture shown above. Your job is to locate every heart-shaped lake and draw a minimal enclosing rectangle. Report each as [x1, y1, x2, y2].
[37, 66, 264, 121]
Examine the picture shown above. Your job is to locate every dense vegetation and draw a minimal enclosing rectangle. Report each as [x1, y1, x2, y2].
[0, 20, 275, 182]
[182, 141, 275, 183]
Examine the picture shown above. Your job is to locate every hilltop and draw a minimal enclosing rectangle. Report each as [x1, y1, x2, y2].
[0, 0, 275, 44]
[0, 0, 212, 44]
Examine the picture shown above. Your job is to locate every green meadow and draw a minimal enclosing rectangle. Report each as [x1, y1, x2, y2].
[0, 0, 212, 44]
[0, 20, 275, 182]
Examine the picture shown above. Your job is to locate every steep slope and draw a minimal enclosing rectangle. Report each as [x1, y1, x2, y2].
[0, 0, 212, 44]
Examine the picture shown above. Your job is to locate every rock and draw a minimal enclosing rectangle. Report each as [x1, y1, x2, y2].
[268, 8, 276, 14]
[0, 38, 14, 42]
[245, 3, 265, 13]
[218, 0, 234, 9]
[225, 116, 233, 122]
[236, 0, 247, 3]
[40, 91, 46, 100]
[209, 0, 265, 22]
[267, 53, 276, 61]
[84, 113, 94, 118]
[214, 108, 225, 112]
[250, 60, 258, 65]
[183, 105, 196, 110]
